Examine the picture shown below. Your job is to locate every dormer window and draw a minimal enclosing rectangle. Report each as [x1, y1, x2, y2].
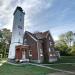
[24, 39, 27, 44]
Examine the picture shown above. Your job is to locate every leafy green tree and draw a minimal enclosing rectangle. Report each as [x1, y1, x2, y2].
[55, 31, 74, 56]
[55, 40, 71, 56]
[65, 31, 74, 47]
[0, 28, 11, 58]
[70, 44, 75, 56]
[59, 31, 74, 47]
[2, 28, 11, 44]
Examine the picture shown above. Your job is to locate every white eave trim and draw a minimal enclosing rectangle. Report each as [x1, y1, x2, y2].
[27, 33, 38, 42]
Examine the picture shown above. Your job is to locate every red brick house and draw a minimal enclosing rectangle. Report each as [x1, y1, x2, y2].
[15, 31, 58, 63]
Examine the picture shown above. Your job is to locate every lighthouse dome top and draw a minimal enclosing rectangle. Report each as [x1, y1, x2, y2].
[14, 6, 25, 15]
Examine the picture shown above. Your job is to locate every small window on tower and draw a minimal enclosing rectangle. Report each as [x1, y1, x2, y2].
[20, 13, 22, 16]
[20, 18, 21, 21]
[19, 32, 20, 35]
[18, 25, 22, 29]
[18, 39, 20, 43]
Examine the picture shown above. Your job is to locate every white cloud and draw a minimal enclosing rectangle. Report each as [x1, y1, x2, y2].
[1, 0, 75, 40]
[0, 0, 54, 31]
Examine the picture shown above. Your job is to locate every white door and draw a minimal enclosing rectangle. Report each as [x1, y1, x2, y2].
[22, 50, 26, 60]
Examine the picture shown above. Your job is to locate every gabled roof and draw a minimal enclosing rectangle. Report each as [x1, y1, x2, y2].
[24, 31, 38, 42]
[24, 31, 54, 43]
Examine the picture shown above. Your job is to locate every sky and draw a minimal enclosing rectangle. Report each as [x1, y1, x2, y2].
[0, 0, 75, 40]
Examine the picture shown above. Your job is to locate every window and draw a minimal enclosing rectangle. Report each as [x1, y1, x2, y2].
[19, 32, 20, 35]
[24, 39, 27, 42]
[49, 48, 51, 52]
[18, 25, 22, 29]
[24, 39, 27, 45]
[50, 54, 53, 56]
[20, 18, 21, 21]
[50, 42, 53, 45]
[49, 37, 50, 40]
[40, 49, 43, 53]
[20, 13, 22, 16]
[29, 50, 32, 56]
[53, 54, 56, 56]
[18, 39, 20, 43]
[24, 39, 27, 43]
[40, 49, 43, 56]
[52, 48, 54, 51]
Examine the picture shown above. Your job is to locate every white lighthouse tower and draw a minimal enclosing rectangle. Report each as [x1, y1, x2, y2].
[8, 7, 25, 60]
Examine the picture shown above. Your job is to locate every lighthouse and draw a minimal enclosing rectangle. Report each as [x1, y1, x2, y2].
[8, 7, 25, 60]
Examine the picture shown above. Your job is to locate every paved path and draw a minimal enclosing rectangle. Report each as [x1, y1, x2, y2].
[47, 72, 73, 75]
[42, 63, 75, 65]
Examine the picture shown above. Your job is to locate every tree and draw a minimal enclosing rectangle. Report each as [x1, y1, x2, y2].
[59, 31, 74, 47]
[55, 31, 74, 56]
[2, 28, 11, 44]
[0, 28, 12, 58]
[70, 44, 75, 56]
[55, 40, 71, 56]
[65, 31, 74, 47]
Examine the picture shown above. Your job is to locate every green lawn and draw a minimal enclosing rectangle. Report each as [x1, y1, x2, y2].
[45, 64, 75, 72]
[56, 56, 75, 63]
[0, 63, 57, 75]
[0, 56, 75, 75]
[44, 56, 75, 72]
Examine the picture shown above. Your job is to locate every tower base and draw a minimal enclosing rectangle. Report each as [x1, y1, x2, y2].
[8, 43, 22, 59]
[8, 59, 15, 63]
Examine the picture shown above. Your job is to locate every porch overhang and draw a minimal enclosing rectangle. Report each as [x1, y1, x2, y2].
[15, 45, 30, 62]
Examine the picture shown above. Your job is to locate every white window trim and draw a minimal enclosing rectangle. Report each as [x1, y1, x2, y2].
[40, 54, 43, 56]
[40, 49, 43, 56]
[29, 50, 32, 56]
[49, 48, 51, 52]
[28, 33, 37, 42]
[50, 54, 53, 56]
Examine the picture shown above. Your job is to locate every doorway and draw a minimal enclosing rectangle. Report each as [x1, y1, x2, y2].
[22, 50, 26, 60]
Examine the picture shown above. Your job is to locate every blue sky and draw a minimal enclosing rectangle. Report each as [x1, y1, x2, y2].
[0, 0, 75, 40]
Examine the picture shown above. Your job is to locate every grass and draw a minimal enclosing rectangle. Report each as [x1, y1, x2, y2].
[56, 56, 75, 63]
[41, 56, 75, 64]
[43, 56, 75, 74]
[0, 63, 57, 75]
[45, 64, 75, 72]
[0, 56, 75, 75]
